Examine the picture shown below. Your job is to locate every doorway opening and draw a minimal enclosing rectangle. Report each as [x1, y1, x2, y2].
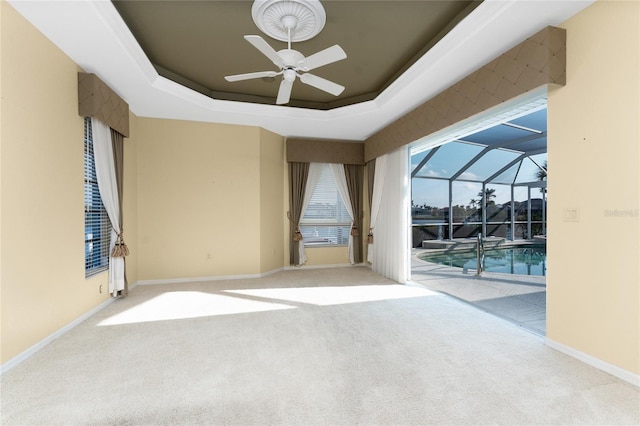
[408, 94, 547, 336]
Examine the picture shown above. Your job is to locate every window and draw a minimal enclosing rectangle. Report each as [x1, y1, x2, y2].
[300, 164, 351, 246]
[84, 117, 111, 276]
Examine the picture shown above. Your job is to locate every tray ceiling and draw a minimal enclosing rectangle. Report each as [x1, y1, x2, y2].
[7, 0, 594, 140]
[112, 0, 479, 109]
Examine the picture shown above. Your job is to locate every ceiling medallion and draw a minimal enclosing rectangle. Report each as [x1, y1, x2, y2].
[251, 0, 326, 42]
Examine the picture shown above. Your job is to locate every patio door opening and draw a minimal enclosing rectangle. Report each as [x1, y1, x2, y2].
[408, 93, 548, 336]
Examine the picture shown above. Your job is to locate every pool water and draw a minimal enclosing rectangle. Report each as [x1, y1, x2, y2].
[419, 244, 547, 276]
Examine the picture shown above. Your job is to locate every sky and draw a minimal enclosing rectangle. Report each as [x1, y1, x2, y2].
[411, 143, 546, 208]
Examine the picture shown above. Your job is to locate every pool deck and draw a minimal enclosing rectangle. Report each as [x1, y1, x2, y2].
[410, 246, 546, 336]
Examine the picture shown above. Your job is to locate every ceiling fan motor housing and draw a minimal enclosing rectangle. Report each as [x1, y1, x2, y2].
[277, 49, 306, 69]
[251, 0, 326, 42]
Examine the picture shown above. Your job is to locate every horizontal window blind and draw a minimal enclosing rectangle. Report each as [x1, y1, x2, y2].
[84, 117, 111, 276]
[300, 164, 351, 245]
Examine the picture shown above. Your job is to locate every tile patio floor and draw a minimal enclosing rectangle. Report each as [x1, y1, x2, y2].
[410, 249, 547, 336]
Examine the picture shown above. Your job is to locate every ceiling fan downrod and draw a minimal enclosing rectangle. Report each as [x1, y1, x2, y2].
[281, 14, 297, 50]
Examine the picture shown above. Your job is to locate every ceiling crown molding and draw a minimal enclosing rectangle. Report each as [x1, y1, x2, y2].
[6, 0, 594, 141]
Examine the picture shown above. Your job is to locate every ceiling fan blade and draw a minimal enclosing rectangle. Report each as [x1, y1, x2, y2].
[225, 71, 279, 82]
[299, 45, 347, 71]
[244, 35, 285, 68]
[299, 73, 345, 96]
[276, 79, 293, 105]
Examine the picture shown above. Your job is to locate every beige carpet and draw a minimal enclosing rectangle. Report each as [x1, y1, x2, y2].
[1, 267, 638, 425]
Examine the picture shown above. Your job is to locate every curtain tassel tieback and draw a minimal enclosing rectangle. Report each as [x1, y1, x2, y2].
[288, 211, 304, 242]
[350, 224, 360, 237]
[111, 233, 130, 257]
[367, 228, 374, 244]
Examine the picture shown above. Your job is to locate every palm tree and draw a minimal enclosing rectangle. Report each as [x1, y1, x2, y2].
[477, 188, 496, 205]
[536, 160, 547, 195]
[535, 160, 547, 181]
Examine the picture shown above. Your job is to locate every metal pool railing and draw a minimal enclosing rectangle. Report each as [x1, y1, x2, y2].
[476, 233, 484, 275]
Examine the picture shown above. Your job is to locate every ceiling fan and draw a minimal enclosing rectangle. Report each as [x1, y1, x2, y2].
[224, 13, 347, 105]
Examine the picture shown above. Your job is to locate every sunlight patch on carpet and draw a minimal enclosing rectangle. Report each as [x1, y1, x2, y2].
[97, 291, 295, 326]
[225, 284, 440, 306]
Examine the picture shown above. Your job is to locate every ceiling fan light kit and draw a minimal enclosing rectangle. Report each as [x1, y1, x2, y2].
[225, 0, 347, 105]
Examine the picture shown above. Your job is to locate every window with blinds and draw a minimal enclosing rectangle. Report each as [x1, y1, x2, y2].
[84, 117, 111, 276]
[300, 164, 351, 246]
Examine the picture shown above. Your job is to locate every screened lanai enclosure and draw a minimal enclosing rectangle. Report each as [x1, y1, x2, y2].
[411, 106, 547, 248]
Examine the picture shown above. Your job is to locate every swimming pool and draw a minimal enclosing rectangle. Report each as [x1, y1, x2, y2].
[419, 244, 547, 276]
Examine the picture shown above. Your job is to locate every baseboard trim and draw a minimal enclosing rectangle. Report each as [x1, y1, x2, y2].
[0, 268, 287, 374]
[136, 267, 285, 286]
[545, 338, 640, 387]
[284, 262, 367, 271]
[0, 296, 116, 375]
[136, 264, 370, 285]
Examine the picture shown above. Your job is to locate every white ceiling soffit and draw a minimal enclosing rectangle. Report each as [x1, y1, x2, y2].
[8, 0, 594, 141]
[409, 89, 548, 156]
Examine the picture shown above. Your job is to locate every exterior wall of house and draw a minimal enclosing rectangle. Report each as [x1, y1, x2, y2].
[547, 0, 639, 375]
[0, 2, 138, 363]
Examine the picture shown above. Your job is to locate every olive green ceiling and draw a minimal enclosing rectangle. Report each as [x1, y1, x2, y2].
[112, 0, 480, 109]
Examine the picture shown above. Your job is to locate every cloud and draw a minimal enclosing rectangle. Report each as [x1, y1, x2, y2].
[458, 171, 479, 180]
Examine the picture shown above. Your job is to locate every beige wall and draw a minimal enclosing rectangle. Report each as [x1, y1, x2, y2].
[548, 0, 639, 374]
[124, 112, 139, 286]
[0, 2, 138, 363]
[304, 247, 350, 266]
[0, 0, 4, 349]
[136, 118, 283, 280]
[259, 128, 285, 273]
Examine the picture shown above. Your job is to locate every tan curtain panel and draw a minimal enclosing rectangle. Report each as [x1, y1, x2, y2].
[344, 164, 364, 263]
[366, 159, 376, 244]
[111, 128, 129, 297]
[288, 162, 310, 265]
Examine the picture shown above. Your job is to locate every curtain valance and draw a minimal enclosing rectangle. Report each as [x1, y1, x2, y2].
[78, 73, 129, 137]
[365, 26, 566, 161]
[287, 139, 364, 165]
